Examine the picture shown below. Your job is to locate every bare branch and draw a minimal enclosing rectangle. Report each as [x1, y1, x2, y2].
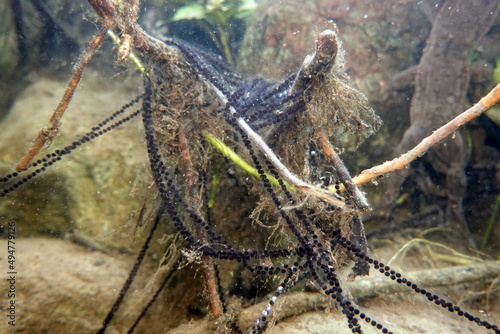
[15, 23, 111, 171]
[353, 83, 500, 186]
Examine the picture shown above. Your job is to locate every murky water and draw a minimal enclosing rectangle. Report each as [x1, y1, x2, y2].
[0, 1, 499, 333]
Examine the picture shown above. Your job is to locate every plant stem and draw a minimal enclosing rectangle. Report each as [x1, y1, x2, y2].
[107, 30, 145, 73]
[481, 194, 500, 252]
[202, 130, 294, 192]
[178, 129, 224, 318]
[208, 158, 222, 209]
[216, 24, 233, 67]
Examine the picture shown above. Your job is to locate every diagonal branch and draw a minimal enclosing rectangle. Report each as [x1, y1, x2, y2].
[353, 83, 500, 186]
[15, 22, 111, 171]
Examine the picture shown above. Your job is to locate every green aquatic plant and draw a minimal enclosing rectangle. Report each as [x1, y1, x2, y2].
[202, 130, 294, 191]
[493, 56, 500, 84]
[481, 194, 500, 253]
[171, 0, 257, 65]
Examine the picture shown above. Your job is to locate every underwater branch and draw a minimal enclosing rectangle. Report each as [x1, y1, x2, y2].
[353, 83, 500, 186]
[15, 23, 111, 172]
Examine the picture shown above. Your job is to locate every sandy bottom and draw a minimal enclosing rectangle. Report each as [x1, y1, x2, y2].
[0, 237, 498, 334]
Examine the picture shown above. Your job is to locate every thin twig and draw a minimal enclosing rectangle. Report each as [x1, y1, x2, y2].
[84, 0, 225, 319]
[178, 131, 197, 200]
[237, 292, 330, 330]
[307, 114, 369, 210]
[353, 83, 500, 186]
[130, 27, 347, 207]
[387, 237, 483, 267]
[178, 128, 224, 319]
[117, 0, 140, 63]
[107, 30, 145, 73]
[226, 95, 345, 208]
[15, 23, 111, 171]
[86, 0, 116, 22]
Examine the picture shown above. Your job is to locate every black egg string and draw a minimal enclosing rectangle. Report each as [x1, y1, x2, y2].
[334, 233, 500, 333]
[126, 260, 180, 334]
[167, 39, 305, 131]
[221, 79, 257, 117]
[103, 83, 245, 332]
[140, 76, 347, 334]
[97, 201, 166, 334]
[245, 90, 302, 123]
[0, 95, 144, 198]
[230, 78, 273, 118]
[114, 79, 311, 333]
[144, 80, 252, 251]
[165, 40, 233, 98]
[225, 92, 484, 334]
[225, 114, 350, 330]
[258, 73, 296, 104]
[96, 80, 310, 333]
[213, 262, 229, 313]
[308, 141, 321, 183]
[141, 41, 500, 334]
[250, 272, 295, 334]
[4, 38, 493, 334]
[223, 88, 321, 324]
[143, 79, 296, 262]
[230, 80, 303, 127]
[146, 43, 318, 261]
[218, 76, 300, 127]
[249, 97, 305, 131]
[175, 40, 244, 88]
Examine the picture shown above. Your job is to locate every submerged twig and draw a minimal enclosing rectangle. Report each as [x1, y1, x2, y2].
[178, 128, 225, 319]
[353, 83, 500, 186]
[15, 23, 111, 171]
[117, 0, 140, 63]
[296, 29, 370, 210]
[82, 2, 346, 208]
[308, 117, 369, 210]
[235, 100, 346, 208]
[237, 292, 330, 330]
[387, 237, 483, 267]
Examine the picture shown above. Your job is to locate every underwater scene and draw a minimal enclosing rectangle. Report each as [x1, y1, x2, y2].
[0, 0, 500, 333]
